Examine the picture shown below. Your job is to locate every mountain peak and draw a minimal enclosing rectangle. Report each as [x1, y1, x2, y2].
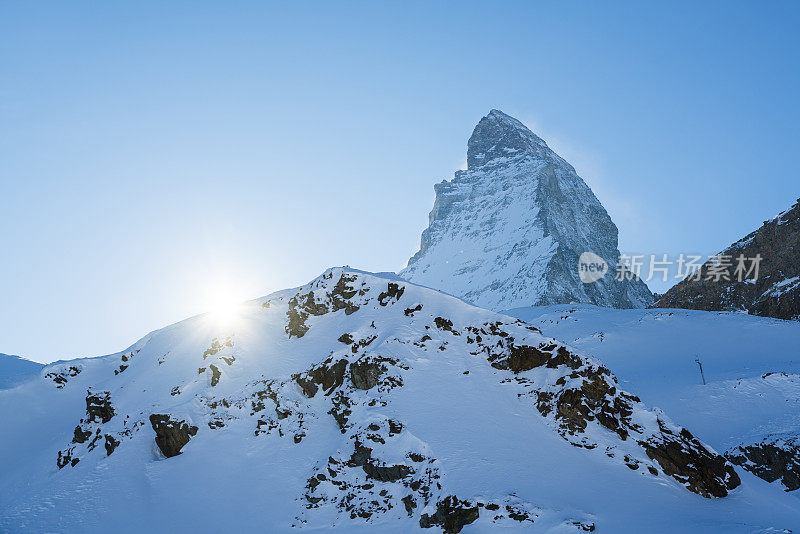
[467, 109, 547, 169]
[402, 111, 654, 310]
[486, 108, 523, 125]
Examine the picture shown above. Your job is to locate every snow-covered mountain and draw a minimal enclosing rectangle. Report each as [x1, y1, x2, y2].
[400, 110, 653, 311]
[506, 303, 800, 494]
[655, 198, 800, 320]
[0, 353, 43, 390]
[4, 268, 795, 533]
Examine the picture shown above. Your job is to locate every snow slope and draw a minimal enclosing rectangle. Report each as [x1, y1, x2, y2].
[400, 110, 652, 310]
[0, 269, 797, 533]
[506, 304, 800, 490]
[0, 353, 43, 390]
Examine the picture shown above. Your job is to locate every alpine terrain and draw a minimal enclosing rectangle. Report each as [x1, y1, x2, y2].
[0, 353, 43, 390]
[400, 110, 653, 311]
[507, 303, 800, 497]
[656, 198, 800, 321]
[2, 268, 795, 533]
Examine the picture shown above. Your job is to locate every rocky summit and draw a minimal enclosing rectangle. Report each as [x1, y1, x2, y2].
[400, 110, 653, 311]
[656, 198, 800, 320]
[4, 267, 788, 533]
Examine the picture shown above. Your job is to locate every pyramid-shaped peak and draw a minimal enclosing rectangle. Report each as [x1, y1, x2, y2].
[467, 110, 548, 169]
[402, 109, 654, 310]
[486, 109, 528, 128]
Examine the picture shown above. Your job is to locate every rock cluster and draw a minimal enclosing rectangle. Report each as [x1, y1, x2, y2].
[726, 437, 800, 491]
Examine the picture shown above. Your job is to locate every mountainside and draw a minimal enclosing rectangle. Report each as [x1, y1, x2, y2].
[0, 353, 43, 390]
[655, 198, 800, 320]
[506, 303, 800, 493]
[3, 268, 794, 533]
[399, 110, 653, 311]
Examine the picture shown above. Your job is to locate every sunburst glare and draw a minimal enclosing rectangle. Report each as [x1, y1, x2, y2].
[202, 281, 246, 330]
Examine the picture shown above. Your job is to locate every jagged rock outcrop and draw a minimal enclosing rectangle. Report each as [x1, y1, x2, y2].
[726, 437, 800, 491]
[400, 110, 653, 310]
[656, 198, 800, 320]
[85, 391, 114, 423]
[149, 414, 198, 458]
[419, 496, 479, 533]
[641, 427, 739, 498]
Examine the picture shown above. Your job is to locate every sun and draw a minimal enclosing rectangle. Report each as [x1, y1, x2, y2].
[202, 282, 245, 329]
[208, 298, 239, 327]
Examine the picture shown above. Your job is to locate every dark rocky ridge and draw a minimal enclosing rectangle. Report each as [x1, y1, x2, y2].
[656, 198, 800, 321]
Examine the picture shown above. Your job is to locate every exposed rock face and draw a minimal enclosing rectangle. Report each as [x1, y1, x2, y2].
[419, 496, 479, 534]
[72, 425, 91, 444]
[726, 437, 800, 491]
[350, 358, 389, 390]
[149, 415, 198, 458]
[655, 199, 800, 321]
[400, 109, 653, 311]
[104, 435, 120, 456]
[85, 391, 114, 423]
[347, 441, 413, 482]
[44, 365, 81, 388]
[642, 428, 740, 498]
[294, 358, 349, 397]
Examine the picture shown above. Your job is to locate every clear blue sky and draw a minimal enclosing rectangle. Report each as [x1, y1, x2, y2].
[2, 1, 798, 363]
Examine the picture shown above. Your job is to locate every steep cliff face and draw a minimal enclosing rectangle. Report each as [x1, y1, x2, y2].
[400, 110, 653, 311]
[656, 198, 800, 320]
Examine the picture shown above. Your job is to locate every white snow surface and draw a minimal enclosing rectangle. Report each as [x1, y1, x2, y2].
[0, 353, 43, 390]
[0, 268, 797, 533]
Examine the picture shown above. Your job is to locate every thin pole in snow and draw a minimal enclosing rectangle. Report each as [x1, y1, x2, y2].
[695, 357, 706, 385]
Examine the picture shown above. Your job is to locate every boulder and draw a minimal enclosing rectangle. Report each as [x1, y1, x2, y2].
[149, 414, 198, 458]
[419, 495, 479, 533]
